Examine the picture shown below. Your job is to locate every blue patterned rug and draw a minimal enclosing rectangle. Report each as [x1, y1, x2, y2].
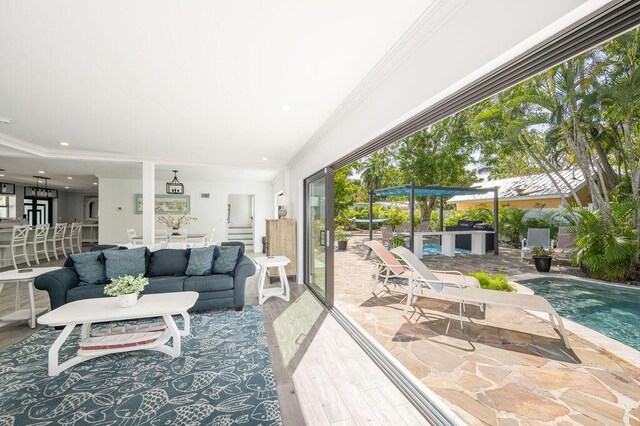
[0, 305, 282, 425]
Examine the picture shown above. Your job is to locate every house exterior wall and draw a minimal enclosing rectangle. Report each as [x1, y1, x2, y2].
[454, 187, 592, 210]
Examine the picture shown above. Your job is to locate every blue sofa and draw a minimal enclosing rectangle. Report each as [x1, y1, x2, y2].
[34, 242, 255, 312]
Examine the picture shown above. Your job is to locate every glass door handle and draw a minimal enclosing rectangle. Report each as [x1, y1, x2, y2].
[325, 230, 331, 248]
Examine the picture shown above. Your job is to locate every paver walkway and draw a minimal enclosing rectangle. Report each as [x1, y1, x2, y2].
[335, 234, 640, 425]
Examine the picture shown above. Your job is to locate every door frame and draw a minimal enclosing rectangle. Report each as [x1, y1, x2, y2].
[24, 197, 53, 225]
[303, 167, 334, 307]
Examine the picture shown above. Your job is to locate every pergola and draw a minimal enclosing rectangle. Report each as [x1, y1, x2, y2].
[368, 182, 500, 255]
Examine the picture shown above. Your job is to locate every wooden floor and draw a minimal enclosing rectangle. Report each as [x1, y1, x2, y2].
[0, 252, 429, 426]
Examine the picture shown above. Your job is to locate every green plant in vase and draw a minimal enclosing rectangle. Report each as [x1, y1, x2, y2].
[104, 274, 149, 307]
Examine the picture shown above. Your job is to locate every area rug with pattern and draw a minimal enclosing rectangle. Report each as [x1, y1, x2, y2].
[0, 305, 282, 425]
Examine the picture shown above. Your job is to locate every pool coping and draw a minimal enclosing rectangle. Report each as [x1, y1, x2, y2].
[510, 272, 640, 368]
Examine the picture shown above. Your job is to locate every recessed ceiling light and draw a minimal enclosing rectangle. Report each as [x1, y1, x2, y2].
[281, 105, 291, 112]
[93, 182, 98, 185]
[0, 174, 4, 177]
[67, 176, 73, 180]
[0, 117, 12, 125]
[65, 186, 69, 189]
[262, 157, 268, 161]
[38, 170, 45, 174]
[60, 142, 69, 146]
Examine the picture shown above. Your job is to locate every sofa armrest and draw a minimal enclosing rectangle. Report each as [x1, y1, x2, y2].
[232, 255, 256, 309]
[34, 268, 80, 310]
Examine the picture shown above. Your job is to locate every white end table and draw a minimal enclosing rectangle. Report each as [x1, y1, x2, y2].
[37, 291, 198, 376]
[0, 267, 61, 329]
[255, 256, 291, 305]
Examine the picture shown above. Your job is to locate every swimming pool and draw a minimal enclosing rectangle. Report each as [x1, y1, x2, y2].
[518, 277, 640, 351]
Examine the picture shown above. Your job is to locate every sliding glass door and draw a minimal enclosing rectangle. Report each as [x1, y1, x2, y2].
[304, 168, 334, 306]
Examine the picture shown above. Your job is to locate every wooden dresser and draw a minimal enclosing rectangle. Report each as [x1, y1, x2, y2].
[265, 219, 297, 278]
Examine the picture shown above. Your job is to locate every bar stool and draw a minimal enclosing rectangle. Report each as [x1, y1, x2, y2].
[48, 223, 67, 259]
[32, 223, 50, 264]
[0, 225, 31, 269]
[64, 223, 83, 254]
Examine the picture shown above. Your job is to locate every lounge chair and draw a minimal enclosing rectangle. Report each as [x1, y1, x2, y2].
[391, 246, 571, 349]
[520, 228, 554, 262]
[380, 227, 392, 248]
[555, 226, 575, 253]
[364, 240, 479, 293]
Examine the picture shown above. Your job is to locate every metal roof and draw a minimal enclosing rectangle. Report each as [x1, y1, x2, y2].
[373, 184, 495, 198]
[447, 168, 587, 204]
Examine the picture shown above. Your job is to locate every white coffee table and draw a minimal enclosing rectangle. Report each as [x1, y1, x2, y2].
[37, 291, 198, 376]
[255, 256, 291, 305]
[0, 267, 61, 329]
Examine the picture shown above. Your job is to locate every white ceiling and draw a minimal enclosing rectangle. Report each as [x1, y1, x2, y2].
[0, 157, 280, 190]
[0, 0, 433, 177]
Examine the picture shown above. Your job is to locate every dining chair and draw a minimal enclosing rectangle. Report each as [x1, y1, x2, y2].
[126, 228, 137, 243]
[32, 223, 50, 264]
[0, 225, 31, 269]
[169, 229, 188, 243]
[49, 223, 67, 259]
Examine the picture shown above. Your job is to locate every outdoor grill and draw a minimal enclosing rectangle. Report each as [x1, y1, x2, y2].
[446, 220, 495, 252]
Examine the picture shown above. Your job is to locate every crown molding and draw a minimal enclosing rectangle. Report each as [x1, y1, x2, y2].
[0, 132, 284, 170]
[289, 0, 469, 167]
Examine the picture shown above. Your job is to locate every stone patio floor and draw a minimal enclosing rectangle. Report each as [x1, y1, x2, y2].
[335, 234, 640, 425]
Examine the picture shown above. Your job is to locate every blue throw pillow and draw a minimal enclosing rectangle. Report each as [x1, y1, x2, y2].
[70, 251, 107, 285]
[103, 246, 147, 280]
[185, 246, 216, 276]
[214, 245, 240, 274]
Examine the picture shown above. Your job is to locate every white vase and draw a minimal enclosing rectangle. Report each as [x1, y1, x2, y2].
[118, 293, 138, 308]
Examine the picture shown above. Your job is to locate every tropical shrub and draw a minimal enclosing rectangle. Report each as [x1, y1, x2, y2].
[566, 201, 639, 281]
[498, 207, 527, 247]
[391, 235, 406, 248]
[443, 206, 493, 227]
[467, 272, 514, 292]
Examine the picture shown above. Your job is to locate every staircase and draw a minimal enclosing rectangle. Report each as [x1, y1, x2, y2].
[227, 224, 254, 252]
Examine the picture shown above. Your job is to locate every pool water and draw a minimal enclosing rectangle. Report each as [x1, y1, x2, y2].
[423, 244, 471, 256]
[518, 277, 640, 351]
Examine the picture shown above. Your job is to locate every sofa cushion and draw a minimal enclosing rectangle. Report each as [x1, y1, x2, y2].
[184, 275, 233, 292]
[221, 241, 245, 257]
[186, 246, 215, 276]
[147, 249, 188, 277]
[70, 251, 107, 285]
[144, 276, 185, 294]
[103, 246, 146, 280]
[67, 284, 107, 303]
[213, 246, 240, 274]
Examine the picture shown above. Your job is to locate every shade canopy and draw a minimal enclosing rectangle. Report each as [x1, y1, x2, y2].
[367, 182, 500, 256]
[373, 184, 495, 198]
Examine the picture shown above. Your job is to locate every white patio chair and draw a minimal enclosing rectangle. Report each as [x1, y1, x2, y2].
[48, 223, 67, 259]
[32, 223, 50, 264]
[364, 240, 479, 293]
[391, 246, 571, 349]
[0, 225, 31, 269]
[64, 222, 83, 254]
[520, 228, 554, 262]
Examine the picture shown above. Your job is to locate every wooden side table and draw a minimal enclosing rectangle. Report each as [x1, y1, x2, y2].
[0, 267, 61, 329]
[255, 256, 291, 305]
